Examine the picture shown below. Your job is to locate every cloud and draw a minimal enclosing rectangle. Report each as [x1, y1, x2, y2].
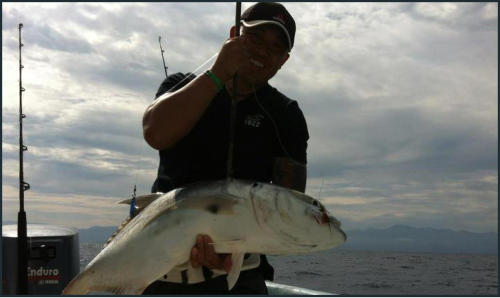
[306, 105, 497, 177]
[2, 185, 129, 228]
[2, 3, 497, 233]
[29, 24, 94, 54]
[309, 170, 498, 232]
[410, 3, 497, 31]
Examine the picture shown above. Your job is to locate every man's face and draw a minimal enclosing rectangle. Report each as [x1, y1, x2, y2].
[237, 24, 290, 85]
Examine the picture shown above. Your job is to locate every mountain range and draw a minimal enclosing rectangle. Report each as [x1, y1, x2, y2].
[3, 222, 497, 255]
[72, 224, 500, 255]
[339, 225, 497, 255]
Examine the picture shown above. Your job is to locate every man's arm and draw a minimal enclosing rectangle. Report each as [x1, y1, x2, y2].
[272, 157, 307, 192]
[143, 34, 249, 151]
[142, 74, 222, 150]
[271, 99, 309, 193]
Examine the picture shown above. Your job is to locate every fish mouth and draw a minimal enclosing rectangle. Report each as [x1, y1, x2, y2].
[328, 216, 346, 241]
[312, 209, 334, 226]
[277, 229, 319, 248]
[329, 216, 342, 229]
[325, 216, 347, 241]
[313, 211, 346, 241]
[337, 226, 347, 241]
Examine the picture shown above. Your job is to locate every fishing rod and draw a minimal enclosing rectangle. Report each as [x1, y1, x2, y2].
[153, 4, 241, 179]
[226, 1, 241, 178]
[17, 22, 30, 295]
[158, 36, 168, 78]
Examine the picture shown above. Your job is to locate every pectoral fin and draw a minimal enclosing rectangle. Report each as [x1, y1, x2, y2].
[209, 240, 246, 290]
[210, 240, 246, 254]
[226, 251, 245, 290]
[112, 285, 148, 295]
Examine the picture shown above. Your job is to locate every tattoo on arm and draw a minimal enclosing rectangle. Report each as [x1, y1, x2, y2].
[272, 157, 307, 192]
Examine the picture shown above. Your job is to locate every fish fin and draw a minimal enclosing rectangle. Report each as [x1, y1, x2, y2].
[210, 239, 246, 254]
[226, 251, 245, 290]
[118, 193, 163, 209]
[104, 216, 133, 248]
[105, 193, 166, 248]
[114, 285, 148, 295]
[209, 240, 246, 290]
[135, 286, 148, 295]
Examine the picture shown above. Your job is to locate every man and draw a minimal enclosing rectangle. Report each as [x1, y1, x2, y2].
[142, 2, 309, 294]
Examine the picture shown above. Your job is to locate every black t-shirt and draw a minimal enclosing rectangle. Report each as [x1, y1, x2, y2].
[151, 72, 309, 194]
[148, 72, 309, 284]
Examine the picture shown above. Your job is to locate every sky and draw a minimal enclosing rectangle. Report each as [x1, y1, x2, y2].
[2, 2, 498, 233]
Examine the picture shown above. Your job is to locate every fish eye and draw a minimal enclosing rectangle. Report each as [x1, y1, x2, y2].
[312, 200, 320, 207]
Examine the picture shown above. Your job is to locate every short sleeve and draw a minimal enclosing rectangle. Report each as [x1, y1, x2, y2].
[155, 72, 196, 99]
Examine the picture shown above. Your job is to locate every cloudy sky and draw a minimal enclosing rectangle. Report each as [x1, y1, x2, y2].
[2, 3, 497, 233]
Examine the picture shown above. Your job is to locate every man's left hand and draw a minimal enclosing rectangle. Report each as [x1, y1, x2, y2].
[190, 234, 232, 273]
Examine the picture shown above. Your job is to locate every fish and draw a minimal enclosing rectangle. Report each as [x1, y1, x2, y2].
[62, 179, 346, 295]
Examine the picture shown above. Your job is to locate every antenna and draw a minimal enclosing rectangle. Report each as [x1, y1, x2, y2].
[17, 22, 29, 294]
[158, 36, 168, 78]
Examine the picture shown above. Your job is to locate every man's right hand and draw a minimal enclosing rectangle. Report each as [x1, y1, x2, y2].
[210, 35, 251, 84]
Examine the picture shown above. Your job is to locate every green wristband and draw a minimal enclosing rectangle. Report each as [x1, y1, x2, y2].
[205, 70, 224, 91]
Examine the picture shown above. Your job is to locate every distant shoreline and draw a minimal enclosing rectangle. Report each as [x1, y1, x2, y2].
[4, 222, 497, 255]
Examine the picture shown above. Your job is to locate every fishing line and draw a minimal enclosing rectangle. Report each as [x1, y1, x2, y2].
[226, 1, 242, 178]
[252, 85, 293, 160]
[158, 52, 219, 96]
[318, 177, 325, 201]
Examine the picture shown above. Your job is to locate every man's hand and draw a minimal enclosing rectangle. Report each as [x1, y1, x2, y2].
[190, 234, 232, 273]
[210, 35, 252, 84]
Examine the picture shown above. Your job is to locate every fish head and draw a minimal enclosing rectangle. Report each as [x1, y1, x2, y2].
[252, 183, 346, 252]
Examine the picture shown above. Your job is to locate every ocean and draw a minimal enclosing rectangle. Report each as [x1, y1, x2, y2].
[80, 243, 498, 295]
